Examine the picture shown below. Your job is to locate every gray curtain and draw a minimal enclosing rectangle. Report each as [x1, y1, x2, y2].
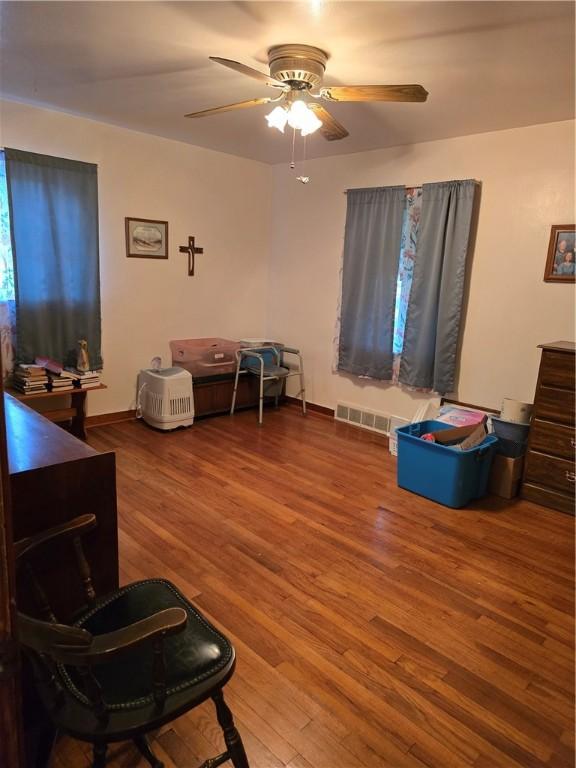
[5, 148, 102, 368]
[399, 179, 477, 393]
[338, 186, 405, 379]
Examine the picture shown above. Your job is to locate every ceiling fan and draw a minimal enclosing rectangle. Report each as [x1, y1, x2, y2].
[185, 44, 428, 141]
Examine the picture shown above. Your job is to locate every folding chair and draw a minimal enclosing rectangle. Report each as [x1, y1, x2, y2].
[230, 345, 306, 425]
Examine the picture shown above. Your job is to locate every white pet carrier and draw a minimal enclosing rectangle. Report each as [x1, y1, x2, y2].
[137, 367, 194, 430]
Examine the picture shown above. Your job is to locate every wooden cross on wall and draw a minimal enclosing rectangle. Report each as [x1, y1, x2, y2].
[178, 236, 204, 276]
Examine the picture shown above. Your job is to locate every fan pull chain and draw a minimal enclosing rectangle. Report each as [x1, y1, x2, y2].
[290, 127, 296, 169]
[297, 134, 310, 184]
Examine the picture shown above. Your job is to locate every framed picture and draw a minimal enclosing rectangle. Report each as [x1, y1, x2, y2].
[125, 217, 169, 259]
[544, 224, 575, 282]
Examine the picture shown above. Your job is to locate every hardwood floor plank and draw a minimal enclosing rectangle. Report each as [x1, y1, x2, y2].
[224, 686, 300, 764]
[156, 727, 202, 765]
[285, 756, 316, 768]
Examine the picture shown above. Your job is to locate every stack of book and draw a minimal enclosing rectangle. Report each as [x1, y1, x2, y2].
[34, 357, 102, 391]
[64, 368, 102, 389]
[12, 364, 49, 394]
[35, 356, 76, 393]
[47, 371, 76, 392]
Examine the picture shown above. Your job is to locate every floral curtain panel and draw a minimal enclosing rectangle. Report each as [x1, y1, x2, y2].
[392, 186, 422, 382]
[0, 153, 16, 379]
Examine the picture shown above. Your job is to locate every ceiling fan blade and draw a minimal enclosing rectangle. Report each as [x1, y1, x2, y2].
[185, 97, 272, 119]
[210, 56, 286, 89]
[309, 104, 349, 141]
[321, 85, 428, 103]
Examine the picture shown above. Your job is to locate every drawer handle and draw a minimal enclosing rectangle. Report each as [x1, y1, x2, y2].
[566, 471, 576, 483]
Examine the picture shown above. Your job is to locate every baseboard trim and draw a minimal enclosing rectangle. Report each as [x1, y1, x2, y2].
[86, 400, 334, 427]
[285, 396, 334, 417]
[86, 409, 136, 428]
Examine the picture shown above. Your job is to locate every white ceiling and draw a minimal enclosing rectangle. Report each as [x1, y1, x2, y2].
[0, 1, 574, 164]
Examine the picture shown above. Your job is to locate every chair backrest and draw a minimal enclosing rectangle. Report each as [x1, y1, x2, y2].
[15, 514, 98, 625]
[240, 345, 282, 370]
[14, 514, 187, 720]
[14, 515, 108, 716]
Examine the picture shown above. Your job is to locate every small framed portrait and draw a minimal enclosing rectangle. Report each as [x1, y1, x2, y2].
[125, 217, 168, 259]
[544, 225, 575, 282]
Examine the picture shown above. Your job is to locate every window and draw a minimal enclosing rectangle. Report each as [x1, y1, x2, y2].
[337, 185, 420, 382]
[338, 180, 477, 394]
[0, 151, 16, 376]
[4, 148, 101, 370]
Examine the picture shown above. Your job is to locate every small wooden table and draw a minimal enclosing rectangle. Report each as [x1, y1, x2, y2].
[6, 383, 106, 440]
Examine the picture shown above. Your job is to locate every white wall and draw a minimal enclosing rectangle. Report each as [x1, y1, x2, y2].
[267, 120, 576, 417]
[0, 100, 272, 415]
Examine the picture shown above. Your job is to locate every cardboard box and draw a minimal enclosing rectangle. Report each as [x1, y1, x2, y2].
[429, 416, 488, 446]
[488, 454, 524, 499]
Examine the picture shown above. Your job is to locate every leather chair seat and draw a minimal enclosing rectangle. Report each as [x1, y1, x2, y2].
[59, 579, 233, 711]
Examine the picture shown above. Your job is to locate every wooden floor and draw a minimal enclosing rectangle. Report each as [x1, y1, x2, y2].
[53, 405, 574, 768]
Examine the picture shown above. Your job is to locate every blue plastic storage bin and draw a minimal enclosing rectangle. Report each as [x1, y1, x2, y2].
[396, 420, 498, 508]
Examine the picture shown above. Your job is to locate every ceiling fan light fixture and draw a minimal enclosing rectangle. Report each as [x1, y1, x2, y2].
[265, 100, 323, 137]
[300, 108, 323, 136]
[286, 100, 323, 136]
[286, 99, 308, 128]
[265, 105, 288, 133]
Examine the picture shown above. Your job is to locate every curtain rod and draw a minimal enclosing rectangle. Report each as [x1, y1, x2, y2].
[344, 179, 480, 194]
[344, 186, 422, 194]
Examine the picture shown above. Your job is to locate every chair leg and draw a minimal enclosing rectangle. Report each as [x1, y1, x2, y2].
[92, 742, 107, 768]
[297, 353, 306, 415]
[134, 735, 164, 768]
[258, 371, 264, 426]
[213, 690, 249, 768]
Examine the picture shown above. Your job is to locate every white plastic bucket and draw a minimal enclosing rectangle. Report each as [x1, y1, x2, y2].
[500, 398, 533, 424]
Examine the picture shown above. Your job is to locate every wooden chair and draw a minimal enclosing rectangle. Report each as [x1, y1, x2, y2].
[15, 514, 249, 768]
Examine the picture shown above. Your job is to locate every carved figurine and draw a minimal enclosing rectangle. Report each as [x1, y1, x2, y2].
[77, 339, 90, 372]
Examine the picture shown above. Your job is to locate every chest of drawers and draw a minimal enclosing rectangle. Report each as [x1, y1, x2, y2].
[521, 341, 575, 514]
